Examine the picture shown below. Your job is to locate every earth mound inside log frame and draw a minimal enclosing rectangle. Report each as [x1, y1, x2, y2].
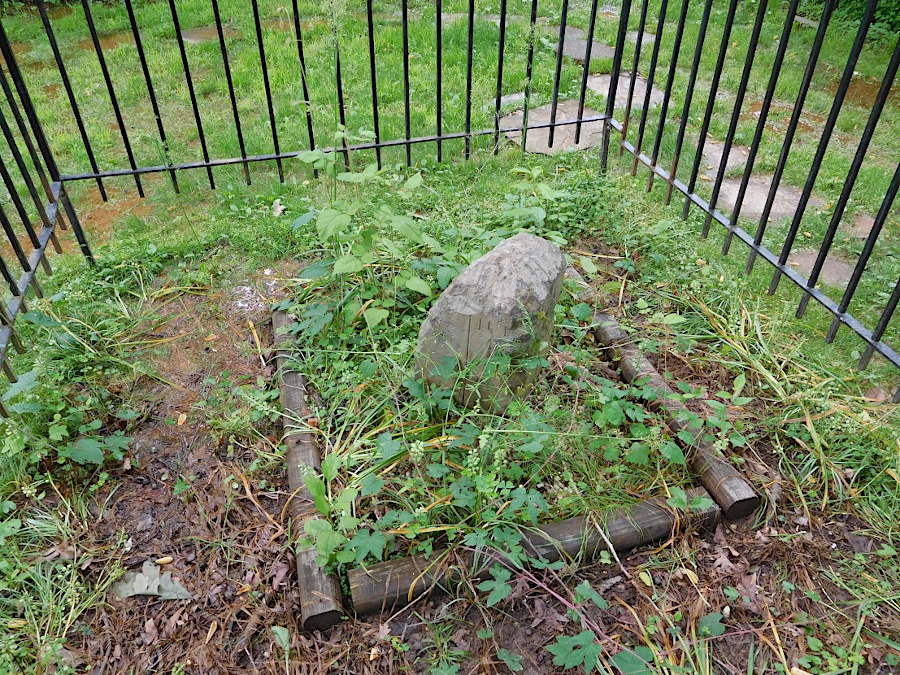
[349, 488, 720, 616]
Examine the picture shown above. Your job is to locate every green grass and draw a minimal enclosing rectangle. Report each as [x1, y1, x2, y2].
[1, 0, 900, 671]
[0, 0, 896, 349]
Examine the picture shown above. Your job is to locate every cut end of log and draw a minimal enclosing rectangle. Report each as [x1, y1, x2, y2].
[302, 608, 345, 632]
[715, 479, 761, 522]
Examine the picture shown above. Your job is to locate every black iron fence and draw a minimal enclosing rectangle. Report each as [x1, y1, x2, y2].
[0, 0, 898, 406]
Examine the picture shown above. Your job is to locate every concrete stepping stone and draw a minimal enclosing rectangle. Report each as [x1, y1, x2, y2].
[713, 176, 823, 222]
[552, 26, 615, 63]
[628, 30, 655, 47]
[701, 141, 748, 178]
[793, 16, 820, 29]
[587, 73, 663, 108]
[847, 213, 876, 239]
[501, 100, 606, 155]
[484, 91, 527, 110]
[788, 249, 857, 288]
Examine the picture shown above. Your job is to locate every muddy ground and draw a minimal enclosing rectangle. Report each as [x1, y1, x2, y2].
[52, 268, 900, 675]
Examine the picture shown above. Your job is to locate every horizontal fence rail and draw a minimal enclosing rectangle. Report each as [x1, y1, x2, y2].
[0, 0, 898, 404]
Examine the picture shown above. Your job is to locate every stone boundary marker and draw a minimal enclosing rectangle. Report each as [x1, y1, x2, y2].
[273, 311, 344, 631]
[591, 311, 760, 521]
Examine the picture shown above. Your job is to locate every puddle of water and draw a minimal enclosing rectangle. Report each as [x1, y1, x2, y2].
[76, 31, 135, 51]
[262, 17, 293, 32]
[832, 77, 899, 107]
[181, 25, 238, 44]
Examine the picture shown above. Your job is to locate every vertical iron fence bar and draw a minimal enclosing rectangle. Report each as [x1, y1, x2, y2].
[646, 0, 690, 191]
[859, 275, 900, 370]
[870, 287, 900, 378]
[0, 105, 50, 230]
[680, 0, 739, 220]
[402, 0, 412, 165]
[168, 0, 215, 189]
[125, 0, 178, 193]
[629, 0, 668, 176]
[213, 0, 251, 185]
[436, 0, 443, 162]
[0, 251, 22, 296]
[0, 204, 31, 273]
[548, 0, 569, 149]
[795, 35, 900, 318]
[619, 0, 650, 157]
[0, 152, 40, 249]
[334, 37, 350, 169]
[768, 0, 876, 295]
[35, 0, 106, 200]
[599, 0, 631, 170]
[0, 51, 53, 200]
[0, 28, 75, 252]
[251, 0, 283, 182]
[574, 0, 599, 145]
[61, 188, 93, 263]
[829, 161, 900, 344]
[291, 0, 317, 178]
[665, 0, 713, 203]
[522, 0, 539, 151]
[722, 0, 799, 253]
[701, 0, 768, 237]
[493, 0, 508, 154]
[80, 0, 143, 196]
[366, 0, 382, 168]
[746, 0, 835, 274]
[464, 0, 475, 159]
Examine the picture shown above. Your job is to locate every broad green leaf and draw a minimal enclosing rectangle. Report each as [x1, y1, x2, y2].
[578, 255, 598, 277]
[2, 369, 39, 401]
[363, 307, 389, 329]
[337, 171, 366, 183]
[659, 440, 686, 465]
[298, 258, 334, 279]
[350, 529, 387, 563]
[733, 372, 746, 398]
[610, 647, 655, 674]
[497, 649, 523, 672]
[272, 626, 290, 651]
[476, 565, 512, 607]
[316, 208, 351, 242]
[404, 274, 431, 296]
[61, 438, 105, 465]
[22, 311, 62, 327]
[304, 471, 330, 515]
[389, 215, 424, 243]
[321, 454, 341, 483]
[376, 432, 402, 459]
[303, 519, 346, 559]
[697, 612, 726, 637]
[574, 580, 608, 609]
[333, 255, 364, 275]
[291, 210, 316, 231]
[359, 473, 385, 497]
[546, 630, 604, 672]
[661, 313, 685, 325]
[404, 172, 423, 190]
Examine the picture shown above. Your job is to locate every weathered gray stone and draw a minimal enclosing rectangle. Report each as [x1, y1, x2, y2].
[501, 100, 607, 155]
[551, 26, 615, 63]
[417, 233, 567, 414]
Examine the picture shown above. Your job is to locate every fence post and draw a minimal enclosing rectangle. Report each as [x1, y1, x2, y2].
[600, 0, 632, 172]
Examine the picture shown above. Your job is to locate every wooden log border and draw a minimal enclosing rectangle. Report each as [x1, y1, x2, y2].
[591, 311, 760, 521]
[349, 487, 719, 616]
[273, 311, 344, 631]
